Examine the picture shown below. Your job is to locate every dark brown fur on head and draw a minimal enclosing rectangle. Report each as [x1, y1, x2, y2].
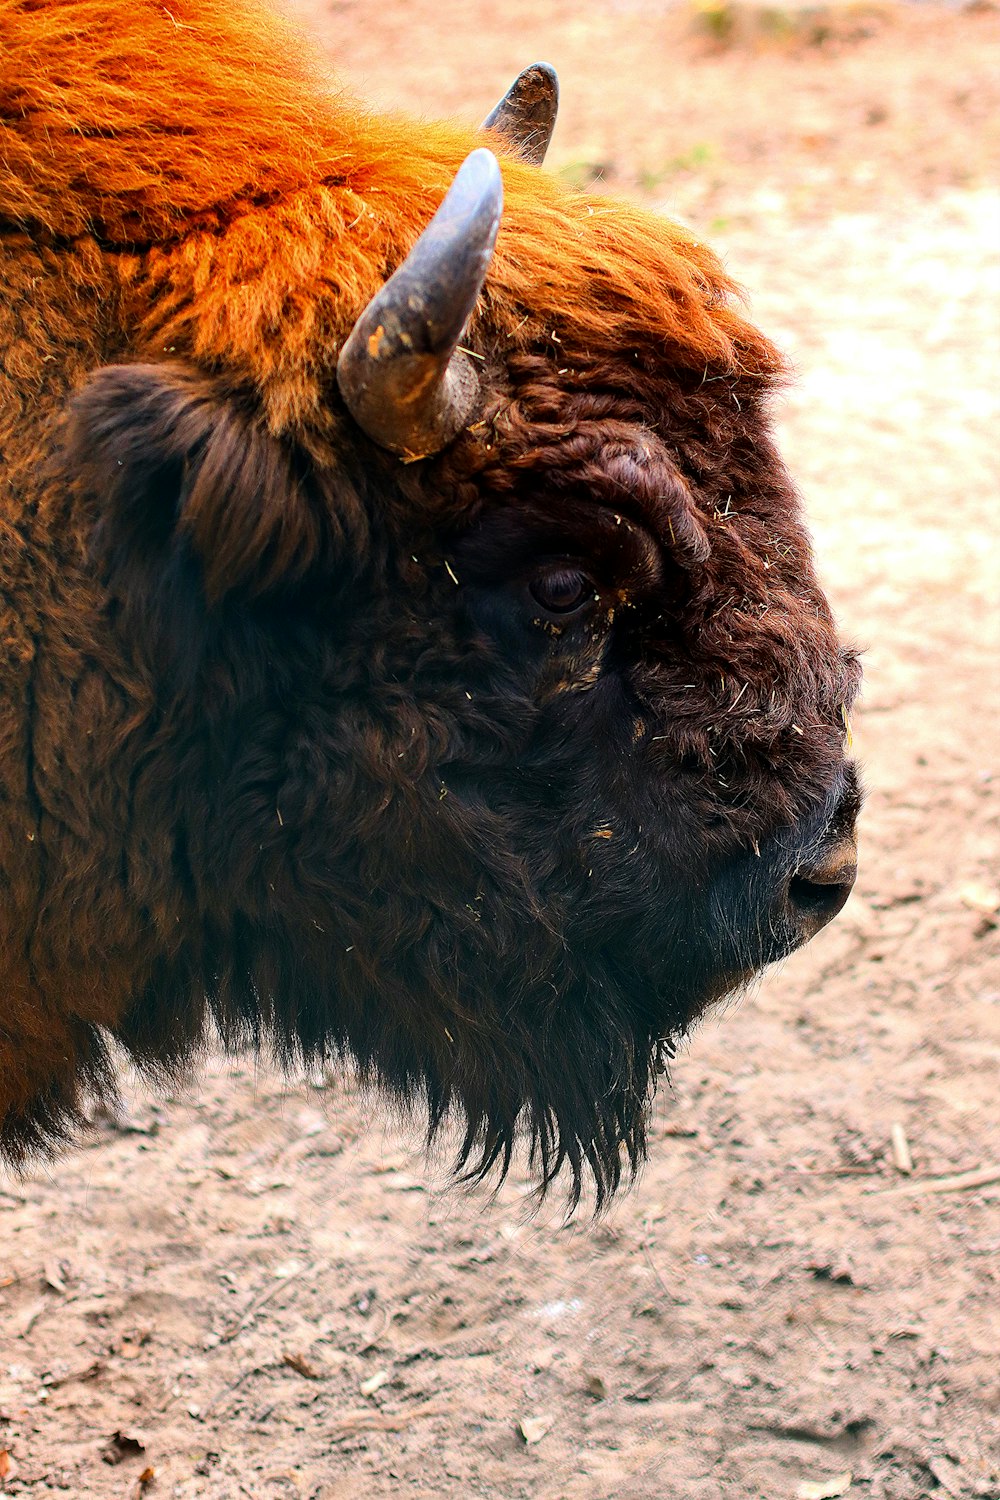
[0, 0, 860, 1203]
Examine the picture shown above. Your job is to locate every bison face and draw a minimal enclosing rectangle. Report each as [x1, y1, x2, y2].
[55, 362, 858, 1203]
[447, 460, 861, 1009]
[17, 140, 859, 1200]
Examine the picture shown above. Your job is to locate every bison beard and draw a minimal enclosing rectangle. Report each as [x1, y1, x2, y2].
[0, 0, 860, 1203]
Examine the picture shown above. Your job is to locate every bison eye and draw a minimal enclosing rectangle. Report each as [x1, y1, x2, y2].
[529, 567, 593, 614]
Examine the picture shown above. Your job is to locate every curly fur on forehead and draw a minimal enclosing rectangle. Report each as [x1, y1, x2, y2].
[449, 344, 857, 829]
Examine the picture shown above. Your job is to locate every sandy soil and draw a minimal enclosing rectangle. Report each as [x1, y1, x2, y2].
[2, 3, 999, 1497]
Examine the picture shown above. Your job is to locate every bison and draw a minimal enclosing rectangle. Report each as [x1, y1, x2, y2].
[0, 0, 860, 1202]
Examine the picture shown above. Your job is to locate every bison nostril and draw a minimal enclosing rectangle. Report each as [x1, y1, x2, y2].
[788, 871, 853, 917]
[786, 844, 857, 937]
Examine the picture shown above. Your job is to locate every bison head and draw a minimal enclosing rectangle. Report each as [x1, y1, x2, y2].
[1, 65, 859, 1201]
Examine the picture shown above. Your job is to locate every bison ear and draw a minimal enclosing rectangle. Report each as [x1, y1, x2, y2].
[64, 362, 326, 605]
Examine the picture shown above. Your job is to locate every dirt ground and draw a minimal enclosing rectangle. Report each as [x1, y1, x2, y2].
[2, 2, 999, 1497]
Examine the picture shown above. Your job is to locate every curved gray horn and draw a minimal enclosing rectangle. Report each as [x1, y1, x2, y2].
[481, 63, 558, 166]
[336, 148, 503, 460]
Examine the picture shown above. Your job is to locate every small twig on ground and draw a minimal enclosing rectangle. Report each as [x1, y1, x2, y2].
[17, 1298, 51, 1339]
[890, 1122, 913, 1174]
[622, 1366, 680, 1403]
[42, 1360, 105, 1390]
[329, 1399, 444, 1437]
[796, 1166, 882, 1177]
[871, 1164, 1000, 1197]
[219, 1261, 314, 1344]
[806, 1321, 836, 1355]
[282, 1350, 323, 1380]
[203, 1360, 283, 1416]
[641, 1240, 677, 1304]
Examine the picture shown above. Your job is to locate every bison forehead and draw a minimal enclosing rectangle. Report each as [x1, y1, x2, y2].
[438, 345, 822, 630]
[416, 341, 857, 816]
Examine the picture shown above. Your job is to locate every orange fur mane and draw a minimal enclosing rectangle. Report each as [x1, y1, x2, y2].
[0, 0, 781, 442]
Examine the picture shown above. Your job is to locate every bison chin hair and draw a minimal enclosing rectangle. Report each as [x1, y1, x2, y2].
[360, 1001, 671, 1212]
[173, 986, 663, 1211]
[75, 921, 680, 1211]
[0, 954, 676, 1209]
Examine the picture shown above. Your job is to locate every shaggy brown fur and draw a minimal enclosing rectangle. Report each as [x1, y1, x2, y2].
[0, 0, 860, 1199]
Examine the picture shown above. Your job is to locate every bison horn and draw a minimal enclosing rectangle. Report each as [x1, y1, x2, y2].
[481, 63, 559, 165]
[336, 148, 503, 460]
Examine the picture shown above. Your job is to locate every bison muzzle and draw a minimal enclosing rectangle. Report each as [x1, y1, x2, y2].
[0, 0, 860, 1202]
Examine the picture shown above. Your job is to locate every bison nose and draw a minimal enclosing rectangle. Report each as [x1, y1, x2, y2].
[785, 839, 857, 942]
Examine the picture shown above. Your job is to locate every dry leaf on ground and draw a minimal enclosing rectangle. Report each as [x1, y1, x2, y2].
[796, 1473, 852, 1500]
[283, 1350, 324, 1380]
[100, 1430, 147, 1466]
[518, 1415, 553, 1445]
[959, 882, 1000, 917]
